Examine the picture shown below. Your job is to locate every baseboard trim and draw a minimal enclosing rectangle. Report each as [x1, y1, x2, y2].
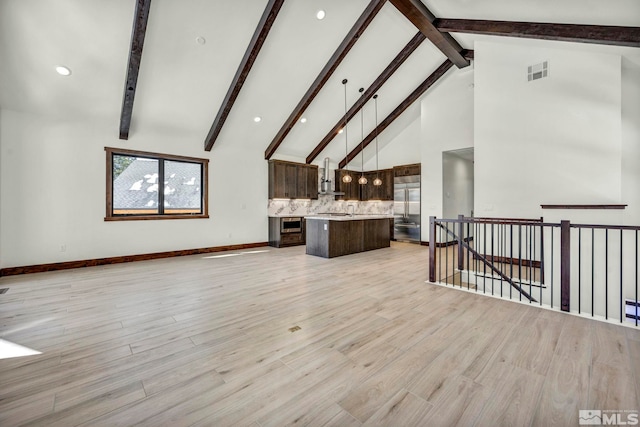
[0, 242, 269, 277]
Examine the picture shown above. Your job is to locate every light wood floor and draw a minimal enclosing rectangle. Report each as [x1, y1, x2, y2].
[0, 242, 638, 426]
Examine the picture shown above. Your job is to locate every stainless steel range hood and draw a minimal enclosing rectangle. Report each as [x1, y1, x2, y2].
[319, 157, 344, 196]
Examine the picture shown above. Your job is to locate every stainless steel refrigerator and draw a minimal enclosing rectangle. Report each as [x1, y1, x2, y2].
[394, 175, 421, 243]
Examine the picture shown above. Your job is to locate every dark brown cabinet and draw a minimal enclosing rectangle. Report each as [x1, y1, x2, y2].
[334, 169, 361, 201]
[268, 160, 318, 199]
[362, 169, 393, 201]
[335, 168, 393, 201]
[296, 164, 319, 199]
[394, 163, 421, 177]
[306, 217, 390, 258]
[268, 217, 305, 248]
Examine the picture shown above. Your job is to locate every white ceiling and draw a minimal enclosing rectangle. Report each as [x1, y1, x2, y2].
[1, 0, 638, 166]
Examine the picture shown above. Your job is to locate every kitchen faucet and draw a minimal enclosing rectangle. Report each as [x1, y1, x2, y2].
[347, 204, 355, 217]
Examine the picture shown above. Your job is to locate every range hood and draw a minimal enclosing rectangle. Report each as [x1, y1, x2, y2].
[319, 157, 344, 196]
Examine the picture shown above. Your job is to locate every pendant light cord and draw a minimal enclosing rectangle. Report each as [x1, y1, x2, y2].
[343, 79, 348, 163]
[360, 88, 365, 178]
[374, 94, 379, 178]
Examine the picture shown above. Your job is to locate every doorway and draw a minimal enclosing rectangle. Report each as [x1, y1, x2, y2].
[442, 148, 474, 219]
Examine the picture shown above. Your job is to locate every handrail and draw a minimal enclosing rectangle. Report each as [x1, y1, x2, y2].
[465, 216, 544, 223]
[571, 223, 640, 231]
[435, 222, 537, 303]
[439, 217, 560, 228]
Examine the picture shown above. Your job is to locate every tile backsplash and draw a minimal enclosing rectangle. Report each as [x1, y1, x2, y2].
[267, 167, 394, 217]
[268, 195, 393, 217]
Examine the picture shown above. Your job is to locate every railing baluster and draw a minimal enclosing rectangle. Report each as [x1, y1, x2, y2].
[483, 222, 487, 294]
[500, 223, 504, 298]
[429, 216, 436, 283]
[518, 225, 522, 301]
[467, 220, 471, 290]
[560, 220, 570, 312]
[620, 229, 623, 323]
[475, 221, 478, 292]
[539, 225, 542, 306]
[491, 223, 495, 295]
[439, 221, 443, 284]
[551, 226, 554, 309]
[540, 217, 545, 285]
[578, 227, 582, 314]
[592, 227, 595, 317]
[446, 222, 450, 286]
[606, 229, 609, 320]
[636, 229, 638, 327]
[529, 224, 533, 303]
[510, 224, 513, 300]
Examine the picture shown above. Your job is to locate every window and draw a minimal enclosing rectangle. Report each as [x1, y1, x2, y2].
[105, 147, 208, 220]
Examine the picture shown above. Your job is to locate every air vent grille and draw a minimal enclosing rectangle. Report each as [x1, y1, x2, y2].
[528, 61, 548, 82]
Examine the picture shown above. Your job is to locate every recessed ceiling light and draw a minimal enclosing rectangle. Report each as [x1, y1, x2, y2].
[254, 116, 262, 123]
[300, 117, 307, 123]
[338, 128, 344, 134]
[316, 10, 326, 20]
[55, 66, 71, 76]
[196, 36, 206, 45]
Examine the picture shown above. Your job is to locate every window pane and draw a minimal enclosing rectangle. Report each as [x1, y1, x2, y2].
[163, 160, 202, 214]
[112, 155, 159, 215]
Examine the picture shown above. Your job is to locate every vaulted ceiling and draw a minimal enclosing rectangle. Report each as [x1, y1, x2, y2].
[1, 0, 639, 169]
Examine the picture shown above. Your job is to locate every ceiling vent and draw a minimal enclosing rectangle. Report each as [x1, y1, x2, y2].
[528, 61, 548, 82]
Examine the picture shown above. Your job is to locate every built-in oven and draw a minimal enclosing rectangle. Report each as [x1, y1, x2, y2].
[281, 217, 302, 233]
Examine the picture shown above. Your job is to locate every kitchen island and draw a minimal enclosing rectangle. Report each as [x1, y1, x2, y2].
[305, 214, 392, 258]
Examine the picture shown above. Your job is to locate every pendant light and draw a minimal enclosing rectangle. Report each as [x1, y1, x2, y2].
[341, 79, 352, 184]
[358, 87, 367, 185]
[373, 94, 382, 186]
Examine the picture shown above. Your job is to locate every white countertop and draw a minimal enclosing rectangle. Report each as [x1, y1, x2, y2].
[305, 214, 394, 221]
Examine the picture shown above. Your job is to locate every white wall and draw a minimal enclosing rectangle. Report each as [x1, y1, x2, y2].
[474, 41, 623, 224]
[0, 109, 268, 268]
[421, 66, 475, 240]
[363, 109, 421, 171]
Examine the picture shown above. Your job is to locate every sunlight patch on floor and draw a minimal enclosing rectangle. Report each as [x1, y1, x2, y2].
[0, 339, 41, 359]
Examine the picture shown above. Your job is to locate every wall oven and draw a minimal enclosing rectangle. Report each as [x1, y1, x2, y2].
[281, 217, 302, 233]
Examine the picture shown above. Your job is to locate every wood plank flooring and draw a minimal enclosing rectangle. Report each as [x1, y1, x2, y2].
[1, 242, 639, 426]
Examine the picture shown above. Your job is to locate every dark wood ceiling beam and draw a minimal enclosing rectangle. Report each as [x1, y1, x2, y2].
[434, 19, 640, 48]
[389, 0, 469, 68]
[119, 0, 152, 140]
[338, 59, 453, 169]
[305, 31, 426, 164]
[204, 0, 285, 151]
[264, 0, 387, 160]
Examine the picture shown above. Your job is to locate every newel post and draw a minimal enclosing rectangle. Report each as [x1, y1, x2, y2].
[458, 214, 465, 271]
[560, 220, 571, 312]
[429, 216, 436, 283]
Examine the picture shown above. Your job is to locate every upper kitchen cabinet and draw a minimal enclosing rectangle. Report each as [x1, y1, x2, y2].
[296, 164, 319, 199]
[361, 169, 393, 201]
[334, 169, 361, 201]
[334, 169, 393, 201]
[394, 163, 421, 177]
[268, 160, 318, 199]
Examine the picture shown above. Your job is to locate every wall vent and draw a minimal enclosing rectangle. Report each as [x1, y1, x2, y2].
[528, 61, 548, 81]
